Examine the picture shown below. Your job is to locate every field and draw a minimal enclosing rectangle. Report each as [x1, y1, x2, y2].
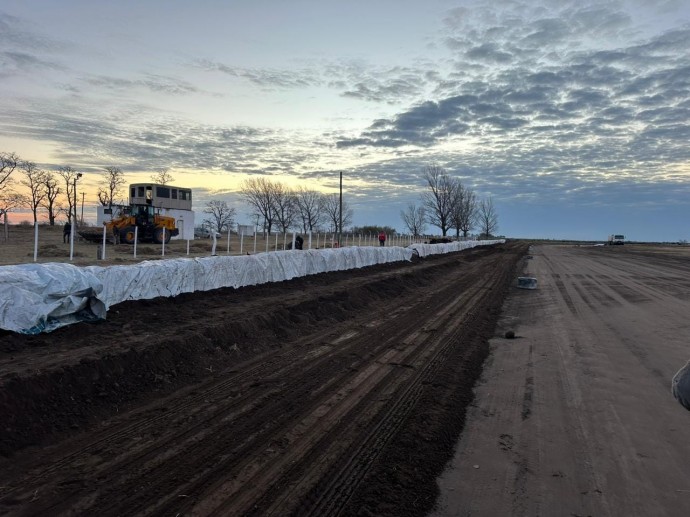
[0, 223, 216, 266]
[0, 224, 405, 267]
[2, 236, 690, 516]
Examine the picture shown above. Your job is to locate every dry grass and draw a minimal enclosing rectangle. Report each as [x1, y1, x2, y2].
[0, 224, 263, 267]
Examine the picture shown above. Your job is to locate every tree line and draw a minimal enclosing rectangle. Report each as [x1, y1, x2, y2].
[2, 150, 498, 239]
[235, 178, 352, 234]
[400, 165, 499, 239]
[0, 151, 175, 228]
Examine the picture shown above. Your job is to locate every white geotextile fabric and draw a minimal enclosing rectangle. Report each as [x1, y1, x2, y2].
[410, 239, 504, 258]
[0, 263, 106, 334]
[0, 240, 500, 334]
[88, 246, 414, 308]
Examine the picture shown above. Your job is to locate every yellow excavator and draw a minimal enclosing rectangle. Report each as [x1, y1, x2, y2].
[107, 204, 179, 244]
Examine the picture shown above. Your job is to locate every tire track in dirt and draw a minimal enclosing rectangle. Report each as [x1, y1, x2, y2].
[245, 272, 499, 516]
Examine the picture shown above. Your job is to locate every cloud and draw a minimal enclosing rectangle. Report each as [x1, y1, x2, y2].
[193, 59, 321, 90]
[0, 11, 71, 78]
[83, 74, 201, 96]
[336, 3, 690, 191]
[0, 50, 65, 75]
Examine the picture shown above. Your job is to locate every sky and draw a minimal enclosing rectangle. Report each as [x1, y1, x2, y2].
[1, 0, 689, 241]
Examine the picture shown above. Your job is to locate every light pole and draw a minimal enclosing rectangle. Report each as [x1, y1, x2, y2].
[339, 171, 343, 247]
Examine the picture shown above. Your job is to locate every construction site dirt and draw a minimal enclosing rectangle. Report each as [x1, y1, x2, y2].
[0, 242, 526, 516]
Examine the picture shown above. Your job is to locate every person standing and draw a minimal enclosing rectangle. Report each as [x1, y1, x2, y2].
[378, 231, 386, 247]
[63, 222, 72, 243]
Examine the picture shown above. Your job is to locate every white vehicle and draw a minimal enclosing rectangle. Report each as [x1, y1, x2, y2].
[607, 234, 625, 245]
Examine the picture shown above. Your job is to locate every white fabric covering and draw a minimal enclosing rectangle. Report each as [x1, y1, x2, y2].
[0, 240, 503, 334]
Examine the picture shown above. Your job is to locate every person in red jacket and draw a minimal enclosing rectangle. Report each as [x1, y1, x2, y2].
[378, 231, 386, 247]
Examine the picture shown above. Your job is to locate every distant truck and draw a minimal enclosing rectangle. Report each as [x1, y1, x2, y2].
[608, 234, 625, 245]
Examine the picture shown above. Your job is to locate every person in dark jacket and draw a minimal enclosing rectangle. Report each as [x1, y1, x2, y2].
[295, 235, 304, 250]
[63, 222, 72, 243]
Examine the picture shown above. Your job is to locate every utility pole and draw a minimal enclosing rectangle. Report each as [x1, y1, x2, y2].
[81, 192, 85, 223]
[339, 171, 343, 246]
[70, 172, 82, 261]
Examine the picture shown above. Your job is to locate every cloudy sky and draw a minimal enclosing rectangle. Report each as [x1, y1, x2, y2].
[1, 0, 689, 241]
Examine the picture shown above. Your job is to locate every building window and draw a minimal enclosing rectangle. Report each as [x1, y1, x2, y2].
[156, 186, 170, 198]
[172, 189, 178, 199]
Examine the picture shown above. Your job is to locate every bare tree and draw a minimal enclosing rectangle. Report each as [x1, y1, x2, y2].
[321, 193, 353, 234]
[240, 177, 275, 233]
[0, 152, 19, 195]
[477, 197, 499, 238]
[203, 200, 236, 233]
[41, 172, 62, 225]
[0, 191, 28, 242]
[294, 187, 323, 233]
[57, 166, 79, 224]
[99, 166, 126, 209]
[271, 183, 297, 233]
[420, 165, 458, 236]
[400, 203, 427, 237]
[450, 184, 478, 239]
[150, 168, 174, 185]
[0, 152, 22, 241]
[20, 161, 48, 224]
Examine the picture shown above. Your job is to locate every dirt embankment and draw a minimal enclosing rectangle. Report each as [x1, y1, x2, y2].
[0, 242, 527, 516]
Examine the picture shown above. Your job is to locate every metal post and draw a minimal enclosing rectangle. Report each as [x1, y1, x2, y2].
[339, 171, 343, 247]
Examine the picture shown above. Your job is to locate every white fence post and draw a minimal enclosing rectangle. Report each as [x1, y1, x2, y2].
[102, 225, 107, 260]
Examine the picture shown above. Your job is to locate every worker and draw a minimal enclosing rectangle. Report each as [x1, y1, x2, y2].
[378, 231, 386, 247]
[135, 206, 147, 226]
[672, 360, 690, 410]
[295, 235, 304, 250]
[63, 222, 71, 243]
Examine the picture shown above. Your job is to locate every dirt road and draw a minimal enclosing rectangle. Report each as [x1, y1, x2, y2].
[0, 242, 525, 516]
[433, 244, 690, 517]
